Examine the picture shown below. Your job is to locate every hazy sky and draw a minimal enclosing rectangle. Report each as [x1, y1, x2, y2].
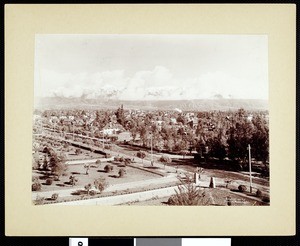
[34, 34, 268, 100]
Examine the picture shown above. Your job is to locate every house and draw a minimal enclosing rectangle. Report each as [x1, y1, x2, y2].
[101, 122, 125, 135]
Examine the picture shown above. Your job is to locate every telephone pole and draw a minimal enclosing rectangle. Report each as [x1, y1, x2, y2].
[150, 133, 153, 166]
[248, 144, 253, 193]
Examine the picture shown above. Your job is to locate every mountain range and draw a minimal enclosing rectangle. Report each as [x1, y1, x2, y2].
[34, 96, 268, 111]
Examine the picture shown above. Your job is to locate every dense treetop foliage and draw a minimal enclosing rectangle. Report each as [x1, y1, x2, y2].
[34, 107, 269, 164]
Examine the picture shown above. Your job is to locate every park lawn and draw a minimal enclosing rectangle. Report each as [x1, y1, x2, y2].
[120, 187, 267, 206]
[52, 145, 105, 160]
[33, 162, 161, 192]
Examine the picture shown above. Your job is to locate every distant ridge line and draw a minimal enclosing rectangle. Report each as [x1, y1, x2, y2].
[34, 97, 268, 111]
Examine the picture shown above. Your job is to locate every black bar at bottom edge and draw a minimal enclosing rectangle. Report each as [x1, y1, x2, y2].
[89, 238, 134, 246]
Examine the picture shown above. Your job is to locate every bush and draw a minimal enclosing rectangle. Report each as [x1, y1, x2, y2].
[51, 193, 59, 200]
[89, 190, 97, 196]
[238, 185, 247, 192]
[104, 164, 114, 173]
[32, 181, 42, 191]
[167, 174, 211, 206]
[262, 196, 270, 203]
[75, 148, 82, 155]
[167, 195, 177, 205]
[94, 177, 108, 193]
[118, 168, 126, 178]
[256, 189, 263, 197]
[45, 178, 53, 185]
[159, 155, 172, 166]
[96, 160, 101, 165]
[114, 156, 124, 162]
[69, 175, 78, 186]
[32, 176, 39, 182]
[35, 195, 45, 205]
[137, 151, 146, 159]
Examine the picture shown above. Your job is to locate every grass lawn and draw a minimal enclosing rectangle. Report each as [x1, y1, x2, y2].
[121, 187, 267, 206]
[33, 162, 161, 192]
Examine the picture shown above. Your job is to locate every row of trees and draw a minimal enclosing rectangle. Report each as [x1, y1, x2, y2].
[36, 107, 269, 164]
[129, 109, 269, 164]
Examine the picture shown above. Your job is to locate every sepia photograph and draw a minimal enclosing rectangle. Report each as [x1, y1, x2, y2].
[32, 34, 269, 206]
[6, 4, 296, 236]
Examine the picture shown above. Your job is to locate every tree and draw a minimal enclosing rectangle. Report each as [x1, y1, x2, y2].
[251, 115, 269, 163]
[159, 155, 172, 169]
[104, 164, 114, 173]
[209, 138, 227, 160]
[84, 183, 92, 196]
[139, 126, 148, 147]
[32, 152, 40, 169]
[176, 115, 186, 125]
[32, 177, 42, 191]
[118, 168, 126, 178]
[94, 177, 108, 193]
[207, 130, 227, 160]
[137, 151, 146, 164]
[227, 121, 253, 163]
[42, 155, 48, 170]
[69, 175, 78, 186]
[124, 158, 131, 166]
[84, 164, 90, 175]
[75, 148, 82, 155]
[116, 105, 125, 127]
[52, 161, 66, 180]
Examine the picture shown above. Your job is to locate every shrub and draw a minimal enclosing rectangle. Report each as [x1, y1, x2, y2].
[238, 185, 247, 192]
[124, 158, 131, 166]
[160, 155, 172, 168]
[118, 168, 126, 178]
[45, 178, 53, 185]
[256, 189, 263, 198]
[94, 177, 108, 193]
[104, 164, 114, 173]
[69, 175, 78, 186]
[84, 183, 92, 195]
[159, 155, 172, 163]
[34, 195, 45, 205]
[89, 190, 97, 196]
[32, 180, 42, 191]
[32, 176, 39, 182]
[51, 193, 59, 200]
[114, 156, 124, 162]
[262, 196, 270, 203]
[167, 174, 211, 206]
[75, 148, 82, 155]
[137, 151, 146, 159]
[95, 160, 101, 165]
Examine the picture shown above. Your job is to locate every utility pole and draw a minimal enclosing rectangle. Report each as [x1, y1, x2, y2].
[71, 122, 74, 141]
[150, 133, 153, 166]
[102, 132, 104, 149]
[248, 144, 253, 193]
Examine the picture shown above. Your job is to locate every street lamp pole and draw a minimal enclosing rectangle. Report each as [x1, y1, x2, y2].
[248, 144, 253, 193]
